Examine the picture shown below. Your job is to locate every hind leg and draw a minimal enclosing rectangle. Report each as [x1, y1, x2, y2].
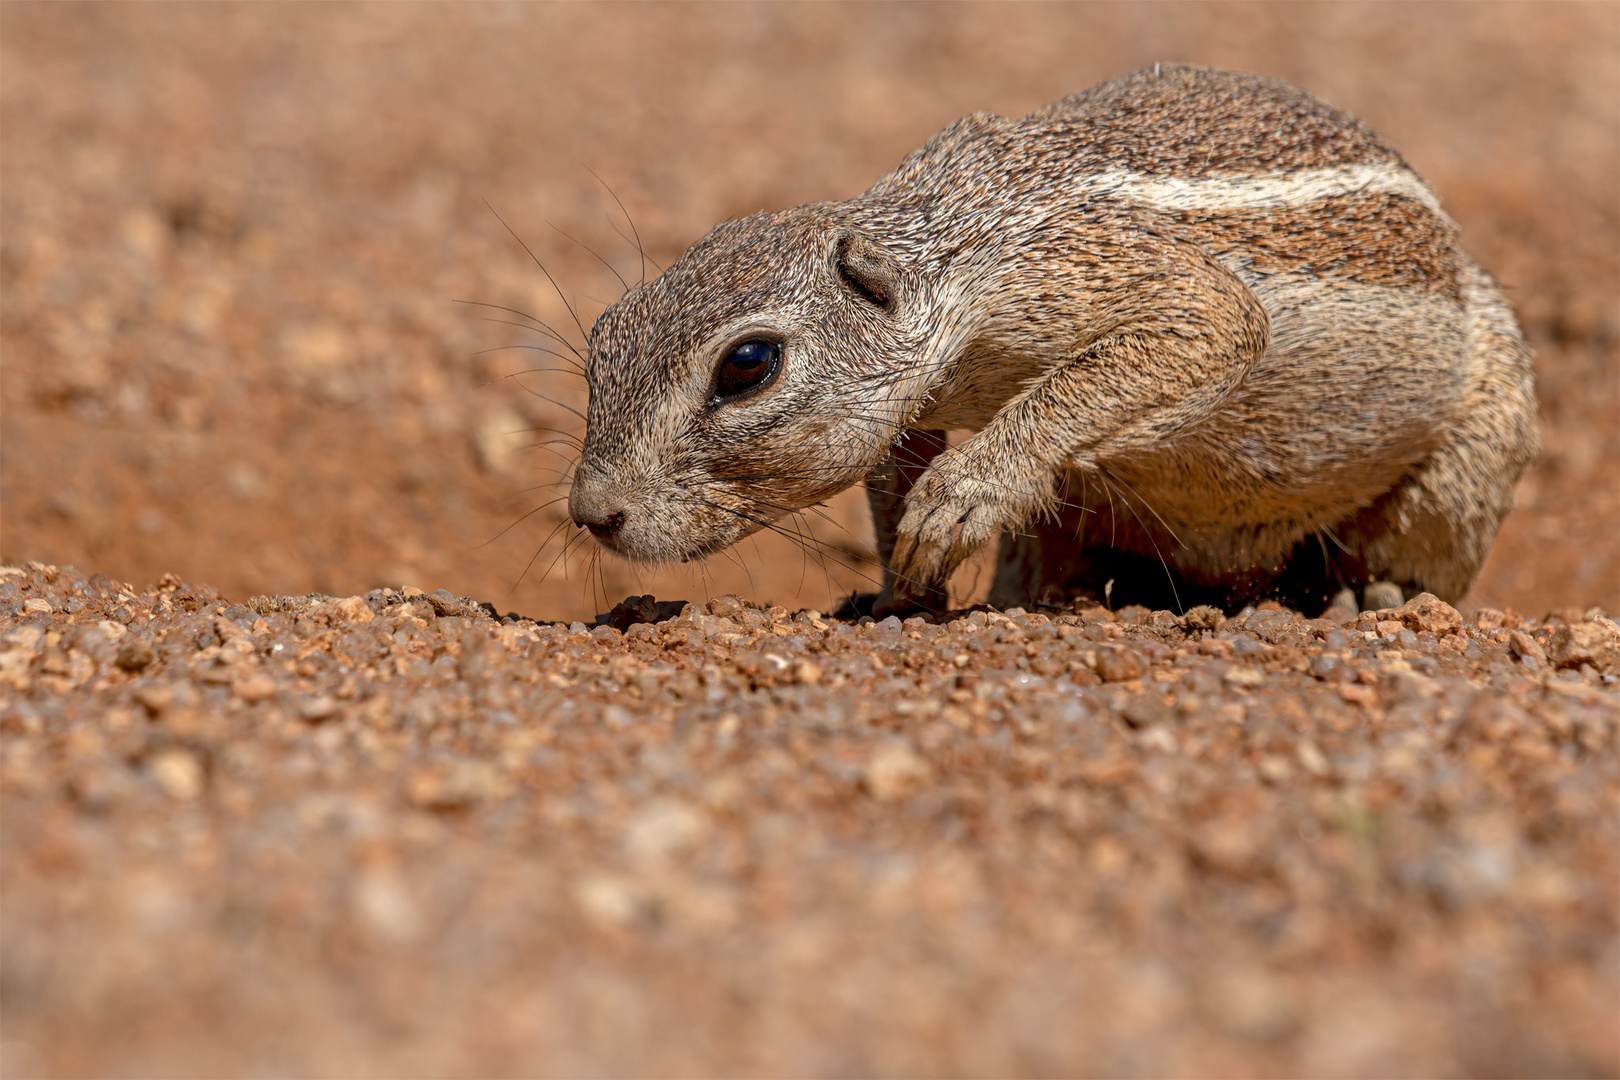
[986, 469, 1475, 617]
[991, 267, 1536, 613]
[1341, 264, 1538, 601]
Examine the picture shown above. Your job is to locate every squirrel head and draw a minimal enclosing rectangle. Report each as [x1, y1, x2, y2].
[569, 207, 932, 564]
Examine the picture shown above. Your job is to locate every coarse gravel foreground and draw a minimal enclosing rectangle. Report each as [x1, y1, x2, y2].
[1, 561, 1617, 1077]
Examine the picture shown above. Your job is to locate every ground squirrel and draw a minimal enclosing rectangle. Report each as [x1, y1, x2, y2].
[568, 65, 1538, 617]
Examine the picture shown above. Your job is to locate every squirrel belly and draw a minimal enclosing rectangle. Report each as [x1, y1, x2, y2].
[568, 65, 1538, 616]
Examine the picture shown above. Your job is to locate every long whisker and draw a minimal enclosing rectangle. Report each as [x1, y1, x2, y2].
[1099, 466, 1185, 549]
[682, 495, 894, 593]
[506, 383, 587, 424]
[522, 425, 584, 448]
[481, 318, 586, 362]
[504, 478, 571, 499]
[745, 493, 882, 566]
[518, 520, 583, 592]
[473, 347, 589, 377]
[549, 220, 630, 293]
[498, 518, 576, 579]
[1095, 468, 1182, 613]
[483, 198, 591, 347]
[454, 298, 568, 333]
[785, 508, 845, 603]
[507, 441, 582, 473]
[698, 458, 1097, 524]
[455, 301, 586, 365]
[585, 166, 648, 286]
[481, 496, 572, 549]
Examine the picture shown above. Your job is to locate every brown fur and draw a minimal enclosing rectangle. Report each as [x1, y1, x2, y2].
[568, 65, 1538, 615]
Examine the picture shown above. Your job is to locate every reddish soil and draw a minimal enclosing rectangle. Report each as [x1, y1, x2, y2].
[1, 3, 1615, 622]
[2, 566, 1617, 1076]
[2, 4, 1617, 1077]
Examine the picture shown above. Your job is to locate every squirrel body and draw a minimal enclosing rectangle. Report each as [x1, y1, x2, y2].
[569, 65, 1538, 615]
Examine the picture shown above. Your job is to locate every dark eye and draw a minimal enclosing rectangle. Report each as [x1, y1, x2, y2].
[712, 339, 781, 402]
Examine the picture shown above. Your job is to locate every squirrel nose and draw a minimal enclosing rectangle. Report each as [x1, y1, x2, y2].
[574, 510, 625, 541]
[568, 472, 628, 541]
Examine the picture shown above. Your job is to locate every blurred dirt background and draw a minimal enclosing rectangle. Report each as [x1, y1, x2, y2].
[2, 3, 1619, 1078]
[2, 1, 1616, 622]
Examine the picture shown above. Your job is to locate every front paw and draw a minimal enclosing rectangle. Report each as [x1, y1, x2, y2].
[888, 453, 1046, 603]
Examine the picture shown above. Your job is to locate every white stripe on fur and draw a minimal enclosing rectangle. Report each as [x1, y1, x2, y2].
[1089, 163, 1447, 216]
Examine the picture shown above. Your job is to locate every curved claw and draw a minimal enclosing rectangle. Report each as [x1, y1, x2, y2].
[889, 501, 981, 603]
[887, 450, 1048, 606]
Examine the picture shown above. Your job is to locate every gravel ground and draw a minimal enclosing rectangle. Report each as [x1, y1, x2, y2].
[2, 562, 1616, 1076]
[2, 3, 1615, 620]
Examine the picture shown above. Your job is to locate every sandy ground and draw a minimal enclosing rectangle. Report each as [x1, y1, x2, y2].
[1, 2, 1616, 621]
[2, 565, 1618, 1077]
[2, 3, 1618, 1076]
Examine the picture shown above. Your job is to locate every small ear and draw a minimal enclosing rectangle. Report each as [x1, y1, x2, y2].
[832, 231, 904, 312]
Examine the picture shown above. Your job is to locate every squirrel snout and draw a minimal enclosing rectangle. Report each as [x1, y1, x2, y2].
[568, 476, 627, 542]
